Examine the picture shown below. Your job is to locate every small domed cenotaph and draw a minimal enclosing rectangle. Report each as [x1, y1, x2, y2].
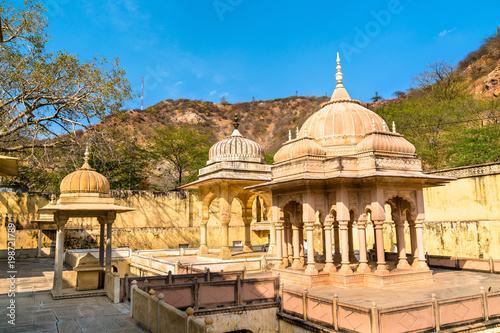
[38, 147, 134, 298]
[181, 115, 273, 259]
[248, 54, 452, 287]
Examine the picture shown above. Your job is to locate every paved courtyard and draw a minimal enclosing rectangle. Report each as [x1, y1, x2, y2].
[285, 267, 500, 309]
[0, 258, 147, 333]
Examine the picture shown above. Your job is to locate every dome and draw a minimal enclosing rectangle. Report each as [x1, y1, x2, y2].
[274, 137, 326, 163]
[299, 53, 386, 149]
[60, 148, 110, 194]
[207, 116, 265, 165]
[355, 131, 416, 155]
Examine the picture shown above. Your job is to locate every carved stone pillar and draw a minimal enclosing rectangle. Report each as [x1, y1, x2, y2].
[322, 217, 335, 273]
[98, 218, 105, 268]
[299, 225, 305, 264]
[269, 220, 277, 255]
[282, 223, 289, 267]
[199, 218, 209, 254]
[409, 222, 418, 267]
[219, 183, 232, 259]
[304, 222, 318, 275]
[415, 220, 429, 271]
[220, 219, 231, 259]
[275, 222, 284, 267]
[242, 208, 253, 252]
[348, 221, 356, 263]
[374, 221, 389, 275]
[287, 225, 293, 264]
[338, 220, 353, 274]
[291, 225, 302, 268]
[415, 188, 429, 271]
[52, 213, 68, 296]
[356, 218, 370, 273]
[396, 221, 410, 269]
[333, 221, 341, 264]
[105, 212, 116, 273]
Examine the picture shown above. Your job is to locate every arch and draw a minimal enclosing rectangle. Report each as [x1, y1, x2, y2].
[202, 192, 217, 220]
[386, 196, 412, 225]
[282, 200, 302, 227]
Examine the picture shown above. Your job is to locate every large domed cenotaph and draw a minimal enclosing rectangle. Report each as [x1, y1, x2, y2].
[248, 53, 453, 287]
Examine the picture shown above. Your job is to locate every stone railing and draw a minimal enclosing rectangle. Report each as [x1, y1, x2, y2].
[427, 162, 500, 179]
[141, 275, 279, 310]
[131, 282, 217, 333]
[281, 286, 500, 332]
[427, 254, 499, 273]
[120, 269, 246, 303]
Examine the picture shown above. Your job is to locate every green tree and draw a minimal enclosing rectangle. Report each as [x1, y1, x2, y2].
[0, 0, 132, 153]
[149, 125, 212, 190]
[371, 92, 383, 102]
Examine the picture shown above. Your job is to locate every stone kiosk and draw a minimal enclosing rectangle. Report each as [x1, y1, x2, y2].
[38, 148, 134, 299]
[181, 115, 274, 259]
[249, 54, 454, 287]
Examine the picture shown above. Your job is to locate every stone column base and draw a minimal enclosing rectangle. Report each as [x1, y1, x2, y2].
[322, 262, 336, 273]
[338, 264, 353, 275]
[198, 245, 209, 254]
[397, 260, 411, 270]
[415, 261, 430, 271]
[304, 265, 318, 275]
[291, 260, 303, 269]
[242, 245, 253, 253]
[375, 264, 390, 276]
[220, 247, 232, 260]
[356, 262, 371, 273]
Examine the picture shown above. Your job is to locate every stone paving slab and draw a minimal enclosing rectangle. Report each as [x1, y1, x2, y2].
[284, 267, 500, 309]
[0, 258, 147, 333]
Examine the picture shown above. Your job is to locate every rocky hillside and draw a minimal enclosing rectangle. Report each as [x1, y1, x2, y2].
[458, 31, 500, 98]
[100, 96, 330, 156]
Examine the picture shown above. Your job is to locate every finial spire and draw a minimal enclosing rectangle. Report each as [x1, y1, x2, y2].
[296, 127, 299, 138]
[382, 121, 387, 132]
[288, 129, 292, 141]
[81, 145, 92, 170]
[304, 126, 308, 137]
[233, 114, 240, 129]
[372, 119, 376, 131]
[335, 52, 344, 88]
[392, 121, 396, 133]
[50, 194, 55, 205]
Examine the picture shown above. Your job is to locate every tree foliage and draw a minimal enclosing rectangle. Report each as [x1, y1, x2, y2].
[376, 62, 500, 171]
[149, 125, 213, 190]
[0, 0, 132, 153]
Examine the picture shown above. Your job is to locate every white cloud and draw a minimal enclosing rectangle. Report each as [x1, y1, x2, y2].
[209, 90, 217, 95]
[175, 81, 183, 86]
[438, 28, 456, 37]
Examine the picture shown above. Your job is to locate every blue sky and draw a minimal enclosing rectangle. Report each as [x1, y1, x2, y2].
[40, 0, 500, 109]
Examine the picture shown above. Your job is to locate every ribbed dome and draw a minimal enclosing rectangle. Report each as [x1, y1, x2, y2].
[274, 137, 327, 163]
[300, 101, 386, 147]
[355, 131, 416, 155]
[299, 53, 386, 149]
[208, 129, 265, 165]
[60, 149, 110, 194]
